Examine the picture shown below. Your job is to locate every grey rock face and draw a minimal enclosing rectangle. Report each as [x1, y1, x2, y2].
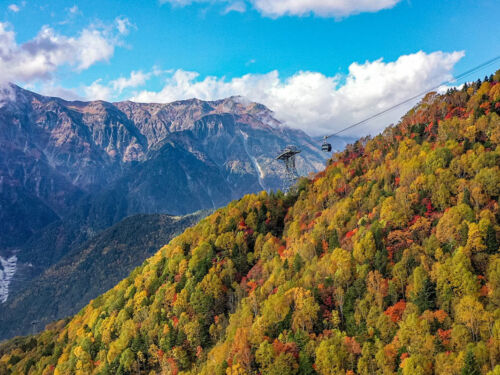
[0, 88, 326, 236]
[0, 86, 332, 303]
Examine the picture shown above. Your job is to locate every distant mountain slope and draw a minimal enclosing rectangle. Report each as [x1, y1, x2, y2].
[0, 211, 207, 340]
[0, 86, 327, 247]
[1, 74, 498, 374]
[0, 85, 331, 305]
[0, 86, 326, 209]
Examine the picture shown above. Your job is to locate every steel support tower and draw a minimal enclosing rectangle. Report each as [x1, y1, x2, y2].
[276, 145, 301, 192]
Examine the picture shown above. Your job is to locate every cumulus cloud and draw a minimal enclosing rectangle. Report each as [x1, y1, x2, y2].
[131, 51, 464, 137]
[111, 70, 152, 93]
[80, 69, 159, 101]
[0, 20, 127, 88]
[251, 0, 400, 17]
[115, 16, 134, 35]
[8, 4, 20, 12]
[160, 0, 401, 18]
[83, 79, 113, 101]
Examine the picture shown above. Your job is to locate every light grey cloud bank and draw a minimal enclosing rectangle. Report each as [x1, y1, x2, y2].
[131, 51, 464, 136]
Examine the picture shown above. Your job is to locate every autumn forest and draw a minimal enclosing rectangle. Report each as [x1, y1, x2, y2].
[1, 71, 500, 375]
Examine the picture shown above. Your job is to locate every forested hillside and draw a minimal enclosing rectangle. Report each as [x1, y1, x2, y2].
[1, 72, 499, 375]
[0, 211, 208, 340]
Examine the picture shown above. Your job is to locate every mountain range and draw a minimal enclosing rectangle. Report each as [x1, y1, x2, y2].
[0, 84, 330, 251]
[0, 85, 354, 339]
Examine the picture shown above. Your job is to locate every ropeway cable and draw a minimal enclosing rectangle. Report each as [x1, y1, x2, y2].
[323, 54, 500, 139]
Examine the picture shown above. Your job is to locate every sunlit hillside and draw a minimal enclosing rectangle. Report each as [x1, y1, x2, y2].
[1, 72, 499, 375]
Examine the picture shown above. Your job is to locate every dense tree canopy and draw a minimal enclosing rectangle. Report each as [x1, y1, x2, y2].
[1, 72, 500, 375]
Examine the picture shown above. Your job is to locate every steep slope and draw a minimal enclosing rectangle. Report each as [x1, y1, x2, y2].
[0, 211, 208, 341]
[1, 74, 499, 375]
[0, 87, 326, 219]
[0, 86, 328, 300]
[0, 186, 59, 250]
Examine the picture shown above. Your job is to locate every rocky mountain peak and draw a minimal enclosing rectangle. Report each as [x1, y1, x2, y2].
[0, 84, 330, 256]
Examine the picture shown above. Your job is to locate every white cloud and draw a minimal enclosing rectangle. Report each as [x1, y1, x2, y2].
[8, 4, 20, 12]
[72, 28, 116, 70]
[58, 5, 82, 25]
[0, 85, 15, 107]
[251, 0, 400, 17]
[131, 50, 464, 137]
[80, 69, 158, 101]
[115, 16, 134, 35]
[223, 1, 246, 13]
[0, 21, 126, 88]
[38, 84, 83, 101]
[69, 5, 79, 14]
[83, 79, 113, 101]
[160, 0, 401, 18]
[111, 70, 152, 93]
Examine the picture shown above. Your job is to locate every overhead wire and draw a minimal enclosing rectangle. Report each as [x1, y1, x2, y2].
[324, 54, 500, 139]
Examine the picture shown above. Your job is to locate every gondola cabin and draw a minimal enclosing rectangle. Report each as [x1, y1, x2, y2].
[322, 141, 332, 152]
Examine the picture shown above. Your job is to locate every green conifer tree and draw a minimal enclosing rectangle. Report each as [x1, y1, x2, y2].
[461, 350, 480, 375]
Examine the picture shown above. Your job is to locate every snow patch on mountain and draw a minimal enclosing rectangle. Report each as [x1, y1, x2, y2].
[0, 255, 17, 303]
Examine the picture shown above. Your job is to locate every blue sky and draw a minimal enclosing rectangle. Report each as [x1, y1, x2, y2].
[1, 0, 499, 136]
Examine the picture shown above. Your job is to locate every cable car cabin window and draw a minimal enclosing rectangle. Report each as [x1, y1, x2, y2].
[322, 143, 332, 152]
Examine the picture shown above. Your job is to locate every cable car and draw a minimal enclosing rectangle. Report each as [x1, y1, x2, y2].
[322, 136, 332, 152]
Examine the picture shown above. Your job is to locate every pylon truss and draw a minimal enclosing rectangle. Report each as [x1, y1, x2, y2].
[276, 145, 301, 192]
